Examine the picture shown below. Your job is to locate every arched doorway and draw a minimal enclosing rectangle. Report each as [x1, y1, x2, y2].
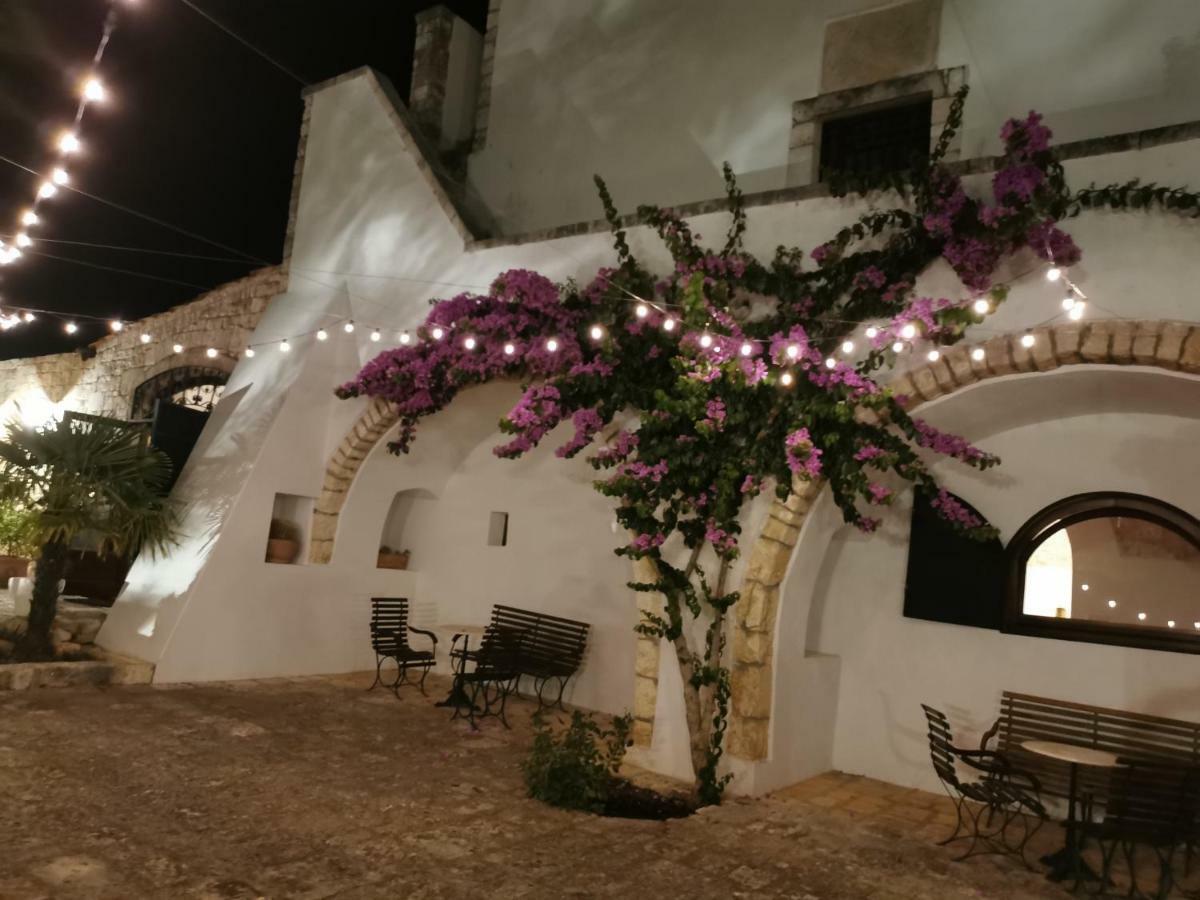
[130, 365, 230, 420]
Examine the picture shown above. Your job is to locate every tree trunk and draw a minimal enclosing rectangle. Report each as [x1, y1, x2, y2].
[671, 630, 710, 783]
[16, 539, 67, 660]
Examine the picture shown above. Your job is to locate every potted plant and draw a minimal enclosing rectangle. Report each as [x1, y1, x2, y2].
[0, 499, 38, 582]
[265, 517, 302, 564]
[377, 545, 410, 570]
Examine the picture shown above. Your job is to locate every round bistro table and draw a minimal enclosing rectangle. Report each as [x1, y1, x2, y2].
[1021, 740, 1123, 883]
[431, 623, 487, 710]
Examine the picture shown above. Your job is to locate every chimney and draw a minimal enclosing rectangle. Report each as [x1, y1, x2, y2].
[410, 6, 482, 151]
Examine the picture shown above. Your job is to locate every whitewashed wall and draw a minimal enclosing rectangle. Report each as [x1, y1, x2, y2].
[471, 0, 1200, 233]
[100, 66, 1200, 792]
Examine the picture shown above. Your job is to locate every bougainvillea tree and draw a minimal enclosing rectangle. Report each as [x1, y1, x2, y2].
[338, 89, 1199, 803]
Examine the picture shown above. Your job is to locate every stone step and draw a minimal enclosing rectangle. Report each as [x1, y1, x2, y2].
[0, 651, 154, 692]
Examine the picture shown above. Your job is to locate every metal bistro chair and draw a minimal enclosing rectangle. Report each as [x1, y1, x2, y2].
[921, 704, 1047, 866]
[367, 597, 438, 696]
[455, 623, 525, 728]
[1075, 758, 1200, 899]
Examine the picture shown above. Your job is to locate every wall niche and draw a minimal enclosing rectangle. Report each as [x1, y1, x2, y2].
[266, 492, 314, 565]
[377, 488, 437, 570]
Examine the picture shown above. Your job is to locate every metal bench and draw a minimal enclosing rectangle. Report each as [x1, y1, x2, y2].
[451, 604, 589, 724]
[984, 691, 1200, 804]
[368, 597, 437, 696]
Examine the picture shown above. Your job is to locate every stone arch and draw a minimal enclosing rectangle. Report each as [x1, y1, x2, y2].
[724, 318, 1200, 761]
[130, 364, 233, 419]
[309, 397, 399, 564]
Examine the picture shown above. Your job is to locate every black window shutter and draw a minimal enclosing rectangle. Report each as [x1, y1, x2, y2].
[903, 487, 1004, 629]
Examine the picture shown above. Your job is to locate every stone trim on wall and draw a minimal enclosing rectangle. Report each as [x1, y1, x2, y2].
[471, 0, 501, 152]
[786, 66, 966, 187]
[308, 397, 400, 565]
[724, 319, 1200, 762]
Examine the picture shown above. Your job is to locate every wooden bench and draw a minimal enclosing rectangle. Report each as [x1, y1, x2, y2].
[455, 604, 590, 715]
[985, 691, 1200, 803]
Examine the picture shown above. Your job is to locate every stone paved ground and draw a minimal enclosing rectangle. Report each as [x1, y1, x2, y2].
[0, 673, 1070, 899]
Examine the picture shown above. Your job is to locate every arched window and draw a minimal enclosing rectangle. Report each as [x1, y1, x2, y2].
[130, 366, 229, 420]
[1004, 493, 1200, 654]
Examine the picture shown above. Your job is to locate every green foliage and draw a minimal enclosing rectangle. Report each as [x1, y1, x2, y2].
[522, 710, 633, 813]
[0, 499, 39, 558]
[1069, 179, 1200, 218]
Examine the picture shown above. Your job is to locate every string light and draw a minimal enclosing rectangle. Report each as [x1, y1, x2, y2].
[20, 210, 38, 227]
[316, 328, 328, 341]
[82, 76, 106, 103]
[21, 312, 34, 323]
[865, 326, 879, 339]
[399, 331, 412, 345]
[1108, 599, 1117, 608]
[503, 342, 515, 355]
[343, 321, 355, 334]
[431, 326, 445, 340]
[662, 317, 677, 332]
[57, 132, 81, 154]
[1020, 332, 1036, 348]
[279, 339, 291, 353]
[64, 322, 78, 334]
[892, 341, 905, 353]
[244, 347, 255, 358]
[1138, 612, 1147, 621]
[635, 303, 649, 319]
[463, 336, 477, 350]
[589, 324, 604, 341]
[1046, 267, 1062, 282]
[1061, 294, 1076, 311]
[739, 341, 754, 357]
[824, 356, 836, 369]
[785, 344, 800, 360]
[15, 234, 31, 248]
[546, 337, 559, 352]
[139, 333, 151, 344]
[205, 347, 218, 358]
[172, 343, 183, 353]
[971, 347, 985, 361]
[927, 349, 941, 362]
[780, 371, 794, 387]
[37, 182, 57, 200]
[1169, 620, 1177, 628]
[899, 323, 917, 340]
[109, 319, 123, 332]
[699, 332, 713, 348]
[51, 167, 69, 186]
[841, 340, 854, 354]
[973, 298, 990, 315]
[1068, 302, 1085, 321]
[369, 329, 381, 342]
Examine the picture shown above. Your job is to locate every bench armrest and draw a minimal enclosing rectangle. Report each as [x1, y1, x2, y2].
[408, 625, 438, 650]
[979, 717, 1000, 751]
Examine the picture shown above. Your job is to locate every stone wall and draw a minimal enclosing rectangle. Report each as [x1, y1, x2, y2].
[0, 267, 284, 424]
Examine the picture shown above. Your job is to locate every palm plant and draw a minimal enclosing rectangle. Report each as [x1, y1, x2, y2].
[0, 414, 179, 659]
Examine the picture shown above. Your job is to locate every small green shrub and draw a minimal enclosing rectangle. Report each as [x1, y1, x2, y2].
[0, 500, 39, 558]
[522, 710, 633, 813]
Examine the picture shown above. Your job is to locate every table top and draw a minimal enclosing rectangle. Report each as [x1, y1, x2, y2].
[432, 623, 487, 635]
[1021, 740, 1123, 768]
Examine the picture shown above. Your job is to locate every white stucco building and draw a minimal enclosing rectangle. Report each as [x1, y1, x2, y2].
[84, 0, 1200, 795]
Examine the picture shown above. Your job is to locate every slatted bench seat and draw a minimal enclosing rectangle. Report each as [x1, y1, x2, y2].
[368, 597, 437, 696]
[984, 691, 1200, 803]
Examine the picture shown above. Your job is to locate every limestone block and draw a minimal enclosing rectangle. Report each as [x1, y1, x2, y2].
[769, 499, 808, 529]
[820, 0, 942, 93]
[984, 336, 1015, 375]
[1080, 322, 1111, 363]
[735, 629, 773, 666]
[1132, 321, 1162, 365]
[728, 716, 769, 761]
[1156, 323, 1190, 370]
[737, 582, 780, 632]
[1110, 320, 1137, 364]
[1051, 323, 1084, 363]
[1030, 327, 1058, 371]
[633, 674, 659, 719]
[634, 637, 660, 678]
[910, 366, 943, 401]
[888, 373, 919, 409]
[1179, 328, 1200, 374]
[731, 663, 772, 720]
[631, 719, 654, 748]
[929, 357, 956, 392]
[1010, 334, 1037, 373]
[744, 540, 793, 589]
[758, 516, 800, 547]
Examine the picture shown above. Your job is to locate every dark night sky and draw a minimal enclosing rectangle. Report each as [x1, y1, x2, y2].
[0, 0, 487, 360]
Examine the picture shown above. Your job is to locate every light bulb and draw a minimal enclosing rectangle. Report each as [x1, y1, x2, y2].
[1046, 267, 1062, 282]
[172, 343, 183, 354]
[464, 336, 477, 350]
[82, 76, 105, 102]
[109, 319, 123, 332]
[900, 323, 916, 340]
[22, 312, 34, 322]
[15, 234, 31, 248]
[820, 357, 834, 369]
[343, 321, 355, 333]
[1107, 600, 1117, 608]
[1068, 302, 1085, 321]
[244, 347, 255, 358]
[973, 298, 990, 315]
[399, 332, 411, 345]
[841, 340, 854, 354]
[892, 341, 905, 353]
[1168, 620, 1176, 628]
[1062, 296, 1076, 311]
[546, 337, 559, 352]
[927, 349, 941, 362]
[58, 132, 80, 154]
[662, 318, 676, 333]
[65, 321, 78, 334]
[21, 210, 38, 227]
[38, 182, 57, 199]
[786, 344, 799, 359]
[369, 329, 381, 342]
[316, 329, 328, 341]
[1194, 622, 1199, 630]
[205, 347, 218, 359]
[589, 324, 604, 341]
[280, 339, 291, 353]
[1137, 612, 1147, 621]
[699, 332, 713, 349]
[780, 371, 794, 387]
[1081, 583, 1089, 591]
[971, 347, 986, 362]
[139, 333, 151, 344]
[740, 342, 753, 357]
[431, 326, 445, 340]
[51, 167, 69, 186]
[635, 303, 649, 319]
[1020, 332, 1035, 348]
[865, 326, 879, 339]
[503, 342, 515, 355]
